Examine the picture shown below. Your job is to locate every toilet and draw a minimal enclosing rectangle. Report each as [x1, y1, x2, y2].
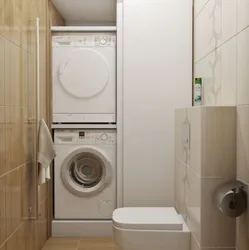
[112, 207, 190, 250]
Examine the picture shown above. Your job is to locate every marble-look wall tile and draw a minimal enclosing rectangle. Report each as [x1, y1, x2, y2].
[194, 0, 209, 18]
[236, 182, 249, 250]
[201, 178, 236, 247]
[201, 107, 236, 179]
[238, 0, 249, 32]
[188, 107, 202, 175]
[195, 37, 237, 106]
[237, 106, 249, 183]
[175, 158, 187, 219]
[187, 107, 236, 179]
[175, 108, 188, 164]
[195, 0, 237, 62]
[185, 167, 201, 244]
[237, 27, 249, 106]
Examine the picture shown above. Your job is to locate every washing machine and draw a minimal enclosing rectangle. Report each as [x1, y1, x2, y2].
[54, 129, 116, 219]
[52, 33, 116, 123]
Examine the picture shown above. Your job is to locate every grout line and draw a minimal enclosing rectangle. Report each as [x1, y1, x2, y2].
[76, 237, 81, 250]
[236, 104, 249, 108]
[0, 34, 33, 56]
[0, 159, 33, 178]
[194, 24, 249, 65]
[194, 0, 211, 20]
[0, 222, 23, 249]
[176, 157, 228, 180]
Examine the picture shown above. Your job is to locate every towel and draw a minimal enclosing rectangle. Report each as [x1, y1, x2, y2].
[37, 119, 56, 184]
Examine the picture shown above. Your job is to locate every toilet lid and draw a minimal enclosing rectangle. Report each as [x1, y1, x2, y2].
[112, 207, 183, 230]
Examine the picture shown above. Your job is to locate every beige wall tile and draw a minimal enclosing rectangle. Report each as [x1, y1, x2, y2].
[175, 108, 188, 164]
[4, 42, 21, 107]
[5, 171, 12, 238]
[0, 107, 6, 176]
[201, 107, 236, 179]
[37, 199, 48, 250]
[175, 158, 187, 219]
[5, 230, 18, 250]
[237, 27, 249, 106]
[6, 107, 25, 172]
[5, 168, 22, 239]
[0, 176, 6, 246]
[201, 178, 236, 247]
[21, 161, 37, 220]
[0, 37, 4, 106]
[0, 244, 5, 250]
[11, 168, 22, 233]
[39, 183, 47, 205]
[237, 106, 249, 183]
[16, 223, 26, 250]
[0, 0, 4, 36]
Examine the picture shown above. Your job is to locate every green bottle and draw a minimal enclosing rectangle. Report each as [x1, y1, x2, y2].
[194, 78, 202, 106]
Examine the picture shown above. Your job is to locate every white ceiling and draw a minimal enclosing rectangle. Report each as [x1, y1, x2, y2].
[51, 0, 116, 25]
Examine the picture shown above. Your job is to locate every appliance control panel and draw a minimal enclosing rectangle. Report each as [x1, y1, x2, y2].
[54, 130, 116, 145]
[52, 33, 116, 47]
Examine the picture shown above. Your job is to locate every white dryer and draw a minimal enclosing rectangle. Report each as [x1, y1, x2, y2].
[54, 129, 116, 219]
[52, 33, 116, 123]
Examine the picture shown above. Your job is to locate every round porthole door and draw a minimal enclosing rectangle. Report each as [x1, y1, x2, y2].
[57, 48, 110, 99]
[61, 147, 112, 197]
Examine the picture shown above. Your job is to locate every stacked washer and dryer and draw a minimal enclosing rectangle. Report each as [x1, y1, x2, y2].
[52, 32, 117, 222]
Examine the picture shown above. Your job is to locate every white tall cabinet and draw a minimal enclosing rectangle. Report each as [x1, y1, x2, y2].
[121, 0, 192, 206]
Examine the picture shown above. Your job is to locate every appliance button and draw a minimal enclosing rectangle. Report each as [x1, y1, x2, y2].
[101, 134, 108, 141]
[101, 39, 106, 45]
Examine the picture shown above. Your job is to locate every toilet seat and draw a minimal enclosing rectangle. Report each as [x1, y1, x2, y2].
[113, 207, 183, 231]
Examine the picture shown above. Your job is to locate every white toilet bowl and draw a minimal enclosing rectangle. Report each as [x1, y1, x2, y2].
[112, 207, 190, 250]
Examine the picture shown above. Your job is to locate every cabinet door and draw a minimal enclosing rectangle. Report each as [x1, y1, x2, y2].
[122, 0, 192, 206]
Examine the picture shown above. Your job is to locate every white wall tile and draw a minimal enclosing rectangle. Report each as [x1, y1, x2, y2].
[195, 0, 237, 62]
[221, 0, 237, 45]
[188, 107, 202, 175]
[237, 106, 249, 183]
[194, 0, 209, 18]
[201, 107, 236, 179]
[195, 37, 237, 106]
[175, 108, 188, 164]
[175, 158, 187, 219]
[195, 50, 222, 106]
[186, 167, 201, 244]
[195, 0, 219, 62]
[220, 37, 237, 106]
[237, 27, 249, 105]
[201, 178, 236, 247]
[238, 0, 249, 32]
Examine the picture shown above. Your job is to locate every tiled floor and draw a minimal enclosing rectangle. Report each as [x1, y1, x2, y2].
[42, 237, 120, 250]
